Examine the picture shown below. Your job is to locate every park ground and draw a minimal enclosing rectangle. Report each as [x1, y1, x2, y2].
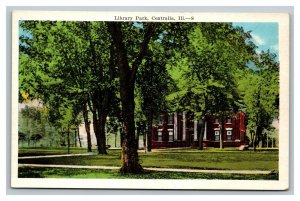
[18, 147, 279, 180]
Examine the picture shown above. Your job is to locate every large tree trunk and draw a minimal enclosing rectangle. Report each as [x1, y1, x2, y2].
[119, 84, 143, 173]
[99, 113, 108, 154]
[82, 103, 92, 152]
[146, 111, 153, 152]
[108, 22, 156, 173]
[92, 111, 107, 155]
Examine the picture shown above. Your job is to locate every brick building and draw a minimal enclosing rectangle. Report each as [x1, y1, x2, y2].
[151, 111, 248, 148]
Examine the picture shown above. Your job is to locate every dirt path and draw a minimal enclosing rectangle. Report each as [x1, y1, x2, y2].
[18, 163, 272, 175]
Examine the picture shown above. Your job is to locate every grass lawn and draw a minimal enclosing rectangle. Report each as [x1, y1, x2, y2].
[18, 167, 278, 180]
[18, 148, 278, 171]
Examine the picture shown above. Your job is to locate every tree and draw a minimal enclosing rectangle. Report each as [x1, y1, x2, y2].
[107, 22, 157, 173]
[136, 41, 171, 152]
[58, 101, 82, 153]
[166, 23, 255, 149]
[19, 103, 62, 147]
[30, 134, 43, 147]
[81, 101, 92, 152]
[238, 50, 279, 151]
[19, 21, 118, 154]
[80, 22, 119, 155]
[18, 131, 27, 147]
[107, 21, 198, 172]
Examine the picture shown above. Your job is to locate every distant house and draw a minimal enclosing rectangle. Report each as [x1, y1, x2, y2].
[151, 111, 248, 149]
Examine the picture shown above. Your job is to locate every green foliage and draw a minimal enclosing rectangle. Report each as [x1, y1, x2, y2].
[19, 20, 116, 111]
[19, 21, 279, 156]
[237, 50, 279, 148]
[30, 134, 43, 141]
[19, 21, 120, 153]
[19, 105, 61, 147]
[136, 41, 171, 120]
[166, 23, 254, 119]
[18, 132, 26, 141]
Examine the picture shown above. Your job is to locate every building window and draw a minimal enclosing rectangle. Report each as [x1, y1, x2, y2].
[168, 113, 174, 124]
[158, 130, 162, 141]
[227, 130, 232, 140]
[214, 118, 219, 124]
[215, 130, 220, 141]
[226, 117, 232, 124]
[168, 129, 174, 142]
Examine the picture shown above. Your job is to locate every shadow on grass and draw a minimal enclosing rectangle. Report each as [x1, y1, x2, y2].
[18, 167, 279, 180]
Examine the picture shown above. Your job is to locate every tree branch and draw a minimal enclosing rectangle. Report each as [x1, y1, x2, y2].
[130, 23, 157, 84]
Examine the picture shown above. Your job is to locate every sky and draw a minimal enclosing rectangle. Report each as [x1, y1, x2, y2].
[232, 22, 279, 57]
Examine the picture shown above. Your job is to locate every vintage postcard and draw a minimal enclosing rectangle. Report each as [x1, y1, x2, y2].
[11, 11, 289, 190]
